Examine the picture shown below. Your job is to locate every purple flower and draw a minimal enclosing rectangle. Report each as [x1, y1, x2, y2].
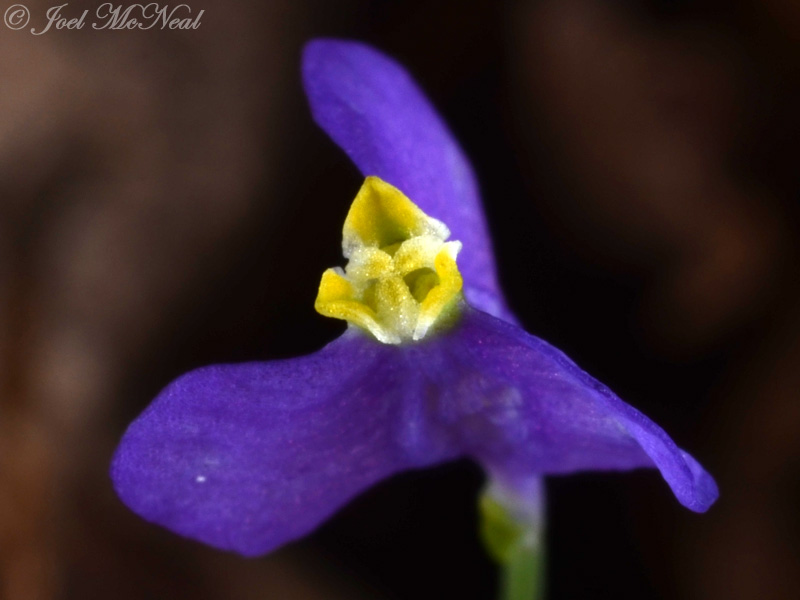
[111, 39, 718, 557]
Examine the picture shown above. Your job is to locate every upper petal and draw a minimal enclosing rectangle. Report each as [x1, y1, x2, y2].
[417, 309, 718, 512]
[302, 39, 513, 321]
[111, 331, 457, 556]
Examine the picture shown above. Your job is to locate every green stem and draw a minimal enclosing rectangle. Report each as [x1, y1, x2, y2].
[478, 482, 546, 600]
[499, 535, 545, 600]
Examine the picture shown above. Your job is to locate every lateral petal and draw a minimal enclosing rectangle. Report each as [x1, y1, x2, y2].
[419, 309, 718, 512]
[111, 331, 456, 556]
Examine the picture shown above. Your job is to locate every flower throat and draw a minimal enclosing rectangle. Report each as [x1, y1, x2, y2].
[315, 177, 464, 344]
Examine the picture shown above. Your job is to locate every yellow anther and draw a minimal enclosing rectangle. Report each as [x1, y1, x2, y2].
[315, 176, 464, 344]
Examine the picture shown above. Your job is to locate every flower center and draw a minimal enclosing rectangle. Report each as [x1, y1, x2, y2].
[315, 176, 464, 344]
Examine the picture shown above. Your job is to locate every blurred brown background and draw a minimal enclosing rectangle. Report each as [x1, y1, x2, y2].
[2, 0, 799, 598]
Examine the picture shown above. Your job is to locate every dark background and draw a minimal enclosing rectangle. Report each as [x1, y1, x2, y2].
[2, 0, 799, 598]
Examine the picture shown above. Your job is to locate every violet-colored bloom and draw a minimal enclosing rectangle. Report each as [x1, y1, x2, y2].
[111, 39, 717, 557]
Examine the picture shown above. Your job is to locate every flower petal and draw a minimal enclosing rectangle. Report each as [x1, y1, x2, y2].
[416, 309, 718, 512]
[111, 332, 457, 556]
[302, 39, 513, 322]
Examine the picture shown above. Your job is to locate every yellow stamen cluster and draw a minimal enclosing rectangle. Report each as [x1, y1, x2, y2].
[315, 177, 464, 344]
